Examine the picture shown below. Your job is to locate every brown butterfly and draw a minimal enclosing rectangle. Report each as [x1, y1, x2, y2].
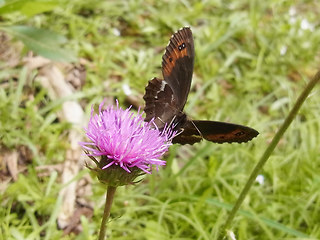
[143, 27, 259, 144]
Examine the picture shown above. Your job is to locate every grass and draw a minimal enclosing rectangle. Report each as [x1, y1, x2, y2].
[1, 0, 320, 239]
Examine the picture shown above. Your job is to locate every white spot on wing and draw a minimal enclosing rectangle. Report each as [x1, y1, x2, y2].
[154, 81, 168, 100]
[159, 80, 167, 91]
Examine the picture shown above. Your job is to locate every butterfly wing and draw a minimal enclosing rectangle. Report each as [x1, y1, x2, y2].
[144, 27, 259, 144]
[162, 27, 194, 111]
[144, 27, 194, 128]
[173, 120, 259, 144]
[144, 77, 181, 129]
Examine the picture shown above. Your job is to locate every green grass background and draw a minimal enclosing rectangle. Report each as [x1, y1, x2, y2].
[1, 0, 320, 239]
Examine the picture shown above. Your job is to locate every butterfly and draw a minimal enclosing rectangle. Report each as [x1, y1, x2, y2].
[143, 27, 259, 144]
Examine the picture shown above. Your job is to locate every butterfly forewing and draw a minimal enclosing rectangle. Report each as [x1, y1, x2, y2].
[162, 27, 194, 111]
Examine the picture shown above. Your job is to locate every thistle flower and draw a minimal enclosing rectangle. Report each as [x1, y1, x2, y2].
[79, 100, 175, 186]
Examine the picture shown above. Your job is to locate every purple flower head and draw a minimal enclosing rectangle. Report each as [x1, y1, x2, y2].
[80, 100, 175, 178]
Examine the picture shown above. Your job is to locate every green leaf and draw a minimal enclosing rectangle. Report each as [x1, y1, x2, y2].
[20, 1, 58, 17]
[1, 25, 77, 62]
[6, 25, 67, 45]
[0, 0, 28, 15]
[0, 0, 57, 16]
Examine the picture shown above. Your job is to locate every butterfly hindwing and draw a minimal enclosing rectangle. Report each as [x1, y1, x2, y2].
[143, 77, 180, 129]
[173, 120, 259, 144]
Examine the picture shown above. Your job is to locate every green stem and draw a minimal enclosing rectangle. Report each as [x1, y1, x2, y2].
[98, 186, 117, 240]
[220, 70, 320, 238]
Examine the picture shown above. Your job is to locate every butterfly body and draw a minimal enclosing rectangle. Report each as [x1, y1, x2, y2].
[143, 27, 259, 144]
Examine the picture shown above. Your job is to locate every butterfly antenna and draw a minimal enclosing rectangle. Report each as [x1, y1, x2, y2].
[169, 115, 177, 128]
[190, 119, 203, 138]
[170, 115, 187, 137]
[158, 115, 185, 137]
[156, 117, 166, 127]
[155, 116, 175, 130]
[157, 115, 177, 129]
